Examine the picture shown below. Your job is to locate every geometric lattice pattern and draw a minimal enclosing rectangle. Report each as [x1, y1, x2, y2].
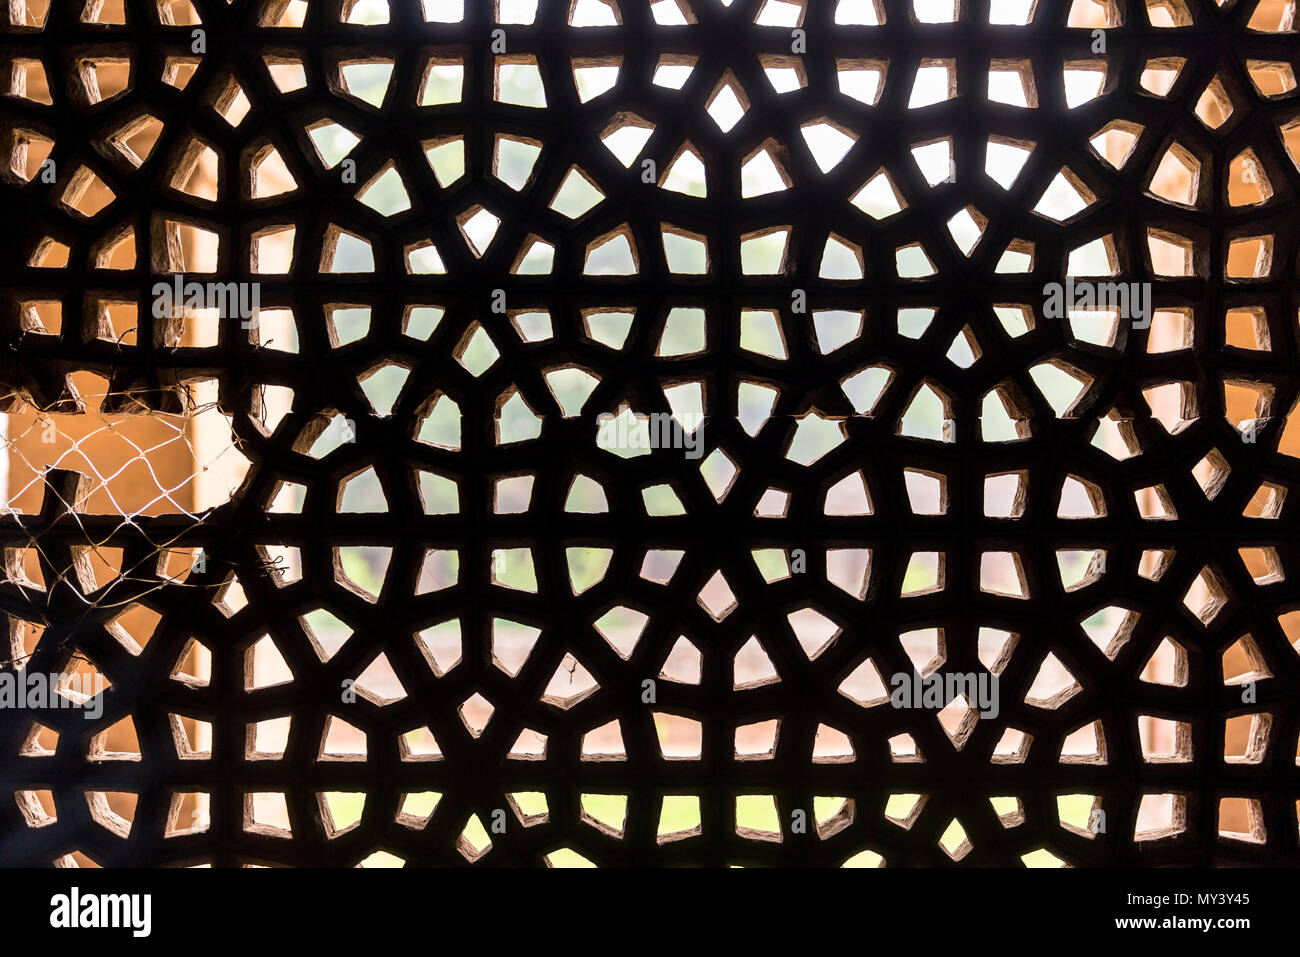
[2, 0, 1299, 866]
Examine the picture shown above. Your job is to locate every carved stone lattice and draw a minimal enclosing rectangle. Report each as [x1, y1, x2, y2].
[1, 0, 1299, 866]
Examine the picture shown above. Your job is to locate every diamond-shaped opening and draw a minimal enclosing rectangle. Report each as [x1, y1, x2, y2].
[1194, 76, 1234, 128]
[1183, 566, 1229, 625]
[700, 448, 738, 501]
[938, 819, 972, 860]
[706, 75, 749, 132]
[459, 693, 494, 738]
[640, 548, 684, 584]
[457, 814, 492, 861]
[698, 570, 738, 620]
[457, 206, 501, 256]
[942, 208, 985, 258]
[454, 324, 499, 376]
